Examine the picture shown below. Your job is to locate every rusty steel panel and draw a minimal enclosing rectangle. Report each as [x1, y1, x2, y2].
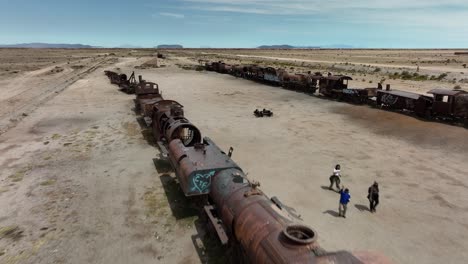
[168, 138, 241, 196]
[135, 81, 159, 96]
[376, 90, 432, 115]
[428, 89, 466, 96]
[204, 205, 229, 245]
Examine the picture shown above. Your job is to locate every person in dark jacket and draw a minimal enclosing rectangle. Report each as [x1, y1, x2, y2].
[338, 187, 351, 218]
[368, 182, 379, 213]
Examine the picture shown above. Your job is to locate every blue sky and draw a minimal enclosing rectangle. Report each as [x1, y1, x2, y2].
[0, 0, 467, 48]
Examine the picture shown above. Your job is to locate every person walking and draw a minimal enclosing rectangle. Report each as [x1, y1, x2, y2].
[368, 182, 380, 213]
[338, 187, 351, 218]
[329, 164, 341, 191]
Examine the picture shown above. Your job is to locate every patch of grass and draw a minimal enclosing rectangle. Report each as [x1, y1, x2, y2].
[0, 226, 23, 240]
[143, 188, 169, 218]
[8, 171, 25, 182]
[390, 71, 429, 81]
[51, 134, 61, 140]
[177, 215, 198, 228]
[70, 65, 85, 70]
[430, 73, 448, 81]
[40, 179, 56, 186]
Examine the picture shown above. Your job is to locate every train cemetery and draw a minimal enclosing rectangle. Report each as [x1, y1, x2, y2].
[0, 50, 467, 264]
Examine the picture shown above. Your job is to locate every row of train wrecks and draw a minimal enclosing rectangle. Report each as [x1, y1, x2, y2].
[103, 70, 390, 264]
[206, 61, 468, 127]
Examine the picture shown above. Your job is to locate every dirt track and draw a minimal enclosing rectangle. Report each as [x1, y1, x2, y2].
[1, 54, 468, 264]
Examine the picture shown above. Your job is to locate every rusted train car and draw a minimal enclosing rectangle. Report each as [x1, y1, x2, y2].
[205, 61, 468, 126]
[104, 70, 141, 94]
[134, 81, 163, 123]
[320, 75, 380, 104]
[376, 89, 433, 117]
[104, 70, 127, 85]
[118, 72, 138, 94]
[104, 71, 391, 263]
[428, 89, 468, 125]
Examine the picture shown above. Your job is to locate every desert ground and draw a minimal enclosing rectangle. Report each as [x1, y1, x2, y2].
[0, 48, 468, 264]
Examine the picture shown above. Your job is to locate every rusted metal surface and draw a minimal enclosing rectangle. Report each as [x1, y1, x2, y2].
[280, 72, 309, 91]
[319, 75, 352, 96]
[210, 61, 232, 73]
[204, 205, 229, 245]
[254, 109, 273, 117]
[151, 100, 202, 146]
[118, 71, 138, 94]
[135, 82, 162, 116]
[428, 89, 468, 120]
[263, 67, 282, 85]
[376, 89, 433, 116]
[428, 89, 466, 96]
[231, 65, 245, 77]
[168, 138, 240, 196]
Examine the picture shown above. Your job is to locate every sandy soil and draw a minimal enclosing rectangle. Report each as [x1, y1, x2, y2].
[1, 50, 468, 264]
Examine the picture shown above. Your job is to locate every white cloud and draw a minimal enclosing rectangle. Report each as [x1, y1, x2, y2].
[178, 0, 468, 31]
[181, 0, 468, 15]
[158, 12, 185, 19]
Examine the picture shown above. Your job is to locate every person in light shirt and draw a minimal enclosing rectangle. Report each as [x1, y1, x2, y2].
[329, 164, 341, 191]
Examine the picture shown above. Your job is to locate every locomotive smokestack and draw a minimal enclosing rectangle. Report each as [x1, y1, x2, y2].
[386, 84, 391, 91]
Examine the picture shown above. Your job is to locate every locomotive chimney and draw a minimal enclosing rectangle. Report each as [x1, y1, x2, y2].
[282, 224, 317, 245]
[386, 84, 391, 91]
[138, 75, 143, 83]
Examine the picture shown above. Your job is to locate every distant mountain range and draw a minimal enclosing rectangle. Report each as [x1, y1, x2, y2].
[156, 44, 183, 49]
[0, 43, 355, 49]
[0, 43, 96, 48]
[117, 44, 143, 49]
[257, 44, 355, 49]
[258, 45, 319, 49]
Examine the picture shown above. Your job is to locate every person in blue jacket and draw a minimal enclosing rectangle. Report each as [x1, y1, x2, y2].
[339, 187, 351, 218]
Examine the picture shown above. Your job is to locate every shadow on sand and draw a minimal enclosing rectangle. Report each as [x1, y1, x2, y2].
[354, 204, 370, 212]
[158, 174, 231, 263]
[323, 210, 341, 217]
[320, 185, 339, 193]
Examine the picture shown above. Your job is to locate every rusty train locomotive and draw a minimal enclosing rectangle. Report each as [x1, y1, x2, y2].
[206, 61, 468, 127]
[104, 70, 389, 264]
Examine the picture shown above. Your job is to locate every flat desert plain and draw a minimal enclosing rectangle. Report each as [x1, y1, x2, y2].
[0, 48, 467, 264]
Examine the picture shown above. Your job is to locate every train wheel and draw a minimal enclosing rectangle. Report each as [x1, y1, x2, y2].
[424, 110, 433, 120]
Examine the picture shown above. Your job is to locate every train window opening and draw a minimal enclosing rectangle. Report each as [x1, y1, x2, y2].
[343, 80, 348, 88]
[179, 127, 195, 146]
[442, 96, 449, 103]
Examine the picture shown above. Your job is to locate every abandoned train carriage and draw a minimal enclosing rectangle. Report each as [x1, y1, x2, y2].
[318, 75, 352, 97]
[376, 89, 433, 117]
[428, 89, 468, 125]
